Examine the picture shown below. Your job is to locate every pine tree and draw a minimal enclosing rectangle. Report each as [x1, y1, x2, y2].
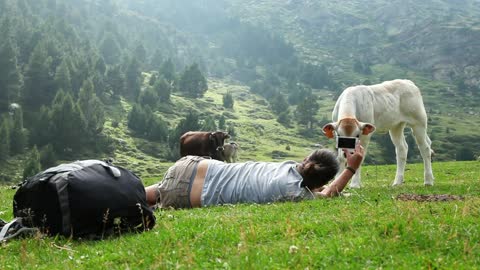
[23, 42, 54, 109]
[0, 39, 21, 112]
[54, 58, 72, 93]
[50, 90, 86, 154]
[124, 57, 142, 100]
[134, 43, 147, 65]
[40, 144, 56, 169]
[270, 92, 288, 114]
[138, 87, 159, 108]
[169, 111, 200, 149]
[218, 115, 226, 130]
[106, 65, 125, 99]
[201, 116, 217, 131]
[160, 58, 176, 84]
[100, 33, 121, 65]
[277, 109, 291, 126]
[9, 106, 28, 155]
[23, 145, 41, 179]
[95, 56, 107, 75]
[149, 73, 157, 86]
[153, 76, 171, 102]
[295, 94, 319, 129]
[223, 92, 234, 109]
[148, 115, 169, 142]
[29, 106, 52, 147]
[77, 79, 105, 137]
[179, 63, 208, 97]
[0, 118, 10, 161]
[227, 124, 236, 138]
[127, 104, 147, 134]
[149, 49, 163, 70]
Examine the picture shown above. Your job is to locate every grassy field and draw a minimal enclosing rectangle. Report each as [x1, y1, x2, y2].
[1, 160, 479, 269]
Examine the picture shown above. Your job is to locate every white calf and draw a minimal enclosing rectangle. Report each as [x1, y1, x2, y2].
[222, 142, 239, 163]
[322, 79, 434, 188]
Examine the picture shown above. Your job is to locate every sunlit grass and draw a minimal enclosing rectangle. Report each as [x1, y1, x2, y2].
[1, 160, 479, 269]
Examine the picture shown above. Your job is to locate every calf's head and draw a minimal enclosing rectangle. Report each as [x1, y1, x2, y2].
[322, 118, 376, 139]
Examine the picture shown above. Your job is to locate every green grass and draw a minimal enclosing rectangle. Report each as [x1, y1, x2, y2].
[1, 160, 479, 269]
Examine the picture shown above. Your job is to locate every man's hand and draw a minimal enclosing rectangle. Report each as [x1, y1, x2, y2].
[343, 141, 365, 171]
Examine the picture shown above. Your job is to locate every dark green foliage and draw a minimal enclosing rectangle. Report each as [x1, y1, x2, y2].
[0, 39, 21, 112]
[405, 130, 419, 162]
[138, 87, 159, 108]
[221, 21, 296, 67]
[0, 118, 10, 161]
[148, 73, 157, 86]
[149, 49, 163, 71]
[277, 109, 291, 127]
[222, 91, 234, 109]
[23, 42, 54, 109]
[127, 104, 169, 142]
[201, 116, 217, 131]
[227, 124, 236, 138]
[77, 79, 105, 137]
[179, 63, 208, 97]
[376, 133, 396, 164]
[54, 58, 72, 93]
[153, 76, 171, 102]
[29, 106, 52, 149]
[148, 115, 169, 142]
[300, 63, 336, 90]
[128, 104, 148, 134]
[270, 92, 288, 114]
[95, 56, 107, 76]
[456, 147, 475, 161]
[123, 57, 142, 100]
[160, 58, 176, 84]
[9, 106, 28, 155]
[22, 145, 41, 179]
[100, 33, 121, 65]
[287, 83, 312, 105]
[218, 115, 226, 130]
[39, 143, 56, 169]
[49, 90, 86, 155]
[295, 93, 319, 129]
[353, 59, 372, 75]
[169, 111, 201, 150]
[134, 43, 147, 66]
[249, 80, 276, 99]
[106, 65, 126, 99]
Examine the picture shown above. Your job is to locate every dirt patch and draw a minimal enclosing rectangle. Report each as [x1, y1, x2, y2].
[396, 194, 464, 202]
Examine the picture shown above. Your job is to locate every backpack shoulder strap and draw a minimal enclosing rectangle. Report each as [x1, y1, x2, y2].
[0, 217, 38, 242]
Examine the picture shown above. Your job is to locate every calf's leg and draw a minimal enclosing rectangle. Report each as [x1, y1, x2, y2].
[412, 125, 434, 186]
[389, 124, 408, 186]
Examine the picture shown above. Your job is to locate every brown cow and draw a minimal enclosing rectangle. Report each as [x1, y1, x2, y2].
[179, 131, 230, 161]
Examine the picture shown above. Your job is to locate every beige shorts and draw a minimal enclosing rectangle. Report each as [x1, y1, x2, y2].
[157, 156, 207, 209]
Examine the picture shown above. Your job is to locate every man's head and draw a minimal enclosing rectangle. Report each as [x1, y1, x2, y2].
[299, 149, 340, 189]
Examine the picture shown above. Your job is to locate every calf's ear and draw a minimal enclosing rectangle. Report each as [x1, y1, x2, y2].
[322, 123, 336, 139]
[360, 122, 376, 135]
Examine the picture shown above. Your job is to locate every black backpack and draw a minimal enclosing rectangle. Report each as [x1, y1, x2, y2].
[2, 160, 155, 240]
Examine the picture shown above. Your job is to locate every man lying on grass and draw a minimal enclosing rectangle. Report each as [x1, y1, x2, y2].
[146, 143, 365, 209]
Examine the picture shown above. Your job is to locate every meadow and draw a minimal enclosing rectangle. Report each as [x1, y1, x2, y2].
[1, 160, 479, 269]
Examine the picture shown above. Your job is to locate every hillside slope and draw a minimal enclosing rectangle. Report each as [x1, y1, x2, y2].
[101, 77, 331, 179]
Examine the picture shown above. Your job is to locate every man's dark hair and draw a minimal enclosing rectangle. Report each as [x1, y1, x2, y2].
[300, 149, 339, 190]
